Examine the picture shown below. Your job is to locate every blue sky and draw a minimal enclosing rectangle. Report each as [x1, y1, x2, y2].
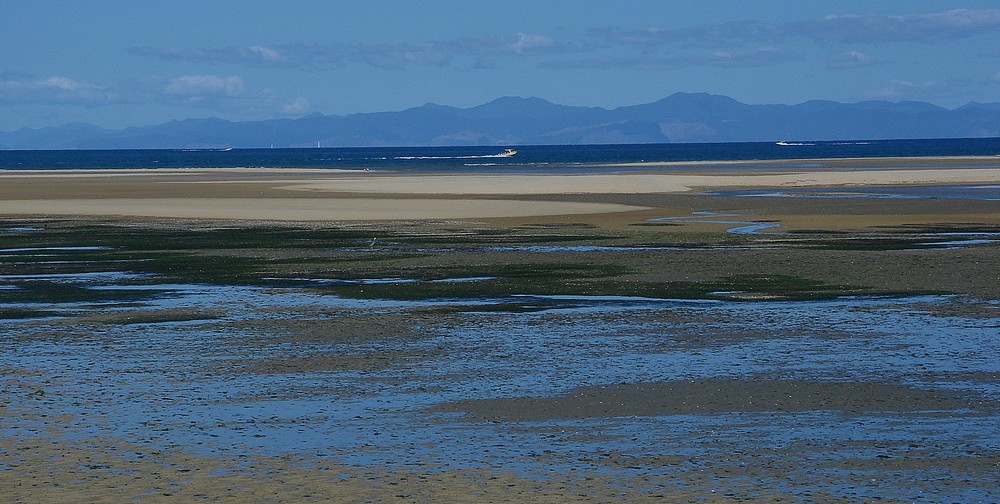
[3, 1, 1000, 131]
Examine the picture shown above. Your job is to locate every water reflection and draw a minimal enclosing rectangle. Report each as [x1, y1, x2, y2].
[3, 266, 997, 501]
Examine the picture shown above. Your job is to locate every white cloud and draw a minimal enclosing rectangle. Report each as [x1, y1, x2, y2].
[132, 45, 293, 67]
[0, 76, 115, 103]
[118, 8, 1000, 80]
[0, 72, 314, 125]
[705, 47, 795, 67]
[248, 45, 283, 63]
[540, 54, 682, 70]
[863, 79, 941, 101]
[354, 43, 450, 70]
[826, 50, 876, 69]
[505, 33, 557, 54]
[164, 75, 245, 97]
[799, 9, 1000, 44]
[542, 46, 794, 70]
[281, 97, 311, 115]
[38, 76, 91, 91]
[590, 9, 1000, 53]
[132, 31, 573, 73]
[589, 21, 776, 49]
[445, 32, 575, 57]
[1, 76, 95, 92]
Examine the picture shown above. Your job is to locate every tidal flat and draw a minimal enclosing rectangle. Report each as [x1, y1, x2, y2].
[2, 213, 999, 502]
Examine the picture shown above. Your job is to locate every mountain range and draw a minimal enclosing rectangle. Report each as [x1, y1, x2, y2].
[4, 93, 1000, 150]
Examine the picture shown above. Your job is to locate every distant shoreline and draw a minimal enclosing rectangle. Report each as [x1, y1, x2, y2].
[1, 154, 999, 174]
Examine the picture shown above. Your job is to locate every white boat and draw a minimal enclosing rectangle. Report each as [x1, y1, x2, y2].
[499, 148, 517, 157]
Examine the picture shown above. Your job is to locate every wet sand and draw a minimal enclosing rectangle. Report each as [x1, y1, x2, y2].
[2, 157, 999, 502]
[5, 290, 998, 502]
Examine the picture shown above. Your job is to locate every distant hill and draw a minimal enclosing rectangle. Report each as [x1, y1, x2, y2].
[3, 92, 1000, 149]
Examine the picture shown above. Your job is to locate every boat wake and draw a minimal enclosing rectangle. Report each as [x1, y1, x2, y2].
[776, 141, 871, 147]
[395, 149, 516, 160]
[395, 155, 502, 160]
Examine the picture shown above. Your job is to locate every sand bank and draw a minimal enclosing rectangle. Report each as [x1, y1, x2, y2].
[277, 167, 1000, 195]
[0, 161, 997, 221]
[0, 197, 643, 221]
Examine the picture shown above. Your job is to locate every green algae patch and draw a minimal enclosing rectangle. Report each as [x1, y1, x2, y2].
[314, 263, 634, 300]
[0, 219, 984, 305]
[312, 271, 900, 303]
[0, 307, 58, 319]
[0, 281, 168, 305]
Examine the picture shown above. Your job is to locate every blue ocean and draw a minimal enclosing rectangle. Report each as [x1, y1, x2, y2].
[1, 137, 998, 172]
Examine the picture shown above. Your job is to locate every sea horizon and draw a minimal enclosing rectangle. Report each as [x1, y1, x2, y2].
[1, 137, 999, 172]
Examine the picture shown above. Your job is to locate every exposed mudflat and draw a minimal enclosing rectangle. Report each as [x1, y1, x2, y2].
[430, 379, 996, 420]
[2, 184, 999, 502]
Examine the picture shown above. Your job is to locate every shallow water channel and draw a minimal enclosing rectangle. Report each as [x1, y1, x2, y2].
[3, 265, 999, 501]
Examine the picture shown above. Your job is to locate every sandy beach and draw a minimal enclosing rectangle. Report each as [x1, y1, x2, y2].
[1, 158, 998, 225]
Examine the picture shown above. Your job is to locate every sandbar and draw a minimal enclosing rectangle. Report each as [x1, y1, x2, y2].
[0, 158, 998, 223]
[0, 197, 642, 221]
[276, 167, 1000, 195]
